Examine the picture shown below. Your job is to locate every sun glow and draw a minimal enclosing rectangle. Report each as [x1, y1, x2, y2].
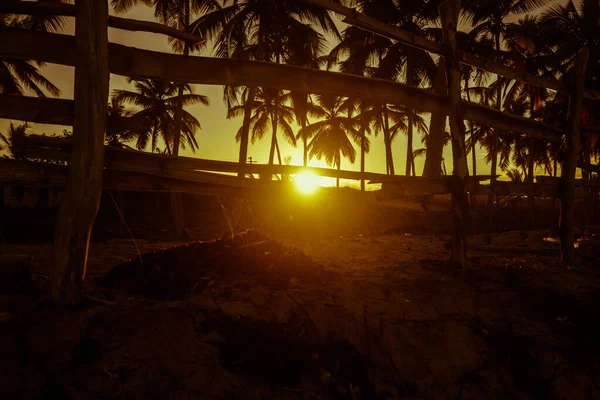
[294, 171, 321, 194]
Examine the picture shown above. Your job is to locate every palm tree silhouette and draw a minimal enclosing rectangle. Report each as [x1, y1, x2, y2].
[463, 0, 546, 183]
[329, 0, 436, 176]
[291, 92, 314, 167]
[227, 87, 295, 166]
[0, 13, 62, 97]
[542, 0, 600, 179]
[192, 0, 338, 172]
[0, 122, 29, 160]
[113, 78, 208, 154]
[300, 95, 362, 188]
[111, 0, 219, 156]
[106, 98, 139, 148]
[504, 16, 554, 184]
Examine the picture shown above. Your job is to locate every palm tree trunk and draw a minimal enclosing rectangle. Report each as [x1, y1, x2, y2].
[360, 128, 366, 192]
[302, 119, 308, 167]
[170, 4, 190, 239]
[465, 73, 477, 177]
[172, 77, 187, 155]
[528, 96, 535, 182]
[552, 158, 558, 209]
[383, 106, 394, 175]
[406, 61, 414, 177]
[424, 60, 447, 177]
[487, 28, 502, 223]
[269, 110, 278, 165]
[528, 92, 536, 227]
[406, 111, 413, 176]
[471, 145, 477, 176]
[491, 29, 501, 184]
[275, 135, 282, 165]
[336, 154, 341, 188]
[172, 3, 190, 157]
[238, 86, 256, 177]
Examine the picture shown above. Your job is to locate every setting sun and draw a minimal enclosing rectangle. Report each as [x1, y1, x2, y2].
[294, 171, 321, 194]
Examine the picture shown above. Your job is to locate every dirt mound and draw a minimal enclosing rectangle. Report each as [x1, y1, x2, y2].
[100, 230, 336, 299]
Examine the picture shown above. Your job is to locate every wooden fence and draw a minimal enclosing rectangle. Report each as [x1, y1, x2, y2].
[1, 0, 598, 302]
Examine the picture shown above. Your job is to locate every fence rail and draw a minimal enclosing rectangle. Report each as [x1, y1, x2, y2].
[0, 0, 205, 44]
[0, 29, 565, 143]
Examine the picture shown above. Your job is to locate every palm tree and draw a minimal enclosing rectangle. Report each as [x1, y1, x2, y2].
[106, 98, 138, 148]
[542, 0, 600, 178]
[329, 0, 436, 176]
[112, 0, 219, 157]
[113, 78, 208, 154]
[389, 105, 429, 176]
[291, 92, 314, 167]
[0, 13, 61, 97]
[414, 129, 451, 175]
[227, 87, 295, 166]
[504, 16, 555, 184]
[300, 95, 362, 188]
[457, 31, 494, 178]
[0, 122, 29, 160]
[350, 99, 375, 191]
[192, 0, 339, 171]
[507, 168, 524, 182]
[463, 0, 547, 184]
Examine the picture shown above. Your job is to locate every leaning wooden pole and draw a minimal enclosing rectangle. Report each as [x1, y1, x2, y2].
[50, 0, 109, 304]
[440, 0, 469, 270]
[560, 48, 589, 265]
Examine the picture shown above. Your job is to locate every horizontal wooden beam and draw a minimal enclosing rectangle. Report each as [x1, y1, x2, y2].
[473, 181, 557, 197]
[0, 0, 205, 45]
[306, 0, 600, 100]
[580, 163, 600, 173]
[537, 175, 600, 188]
[0, 95, 150, 132]
[0, 158, 256, 198]
[306, 0, 442, 55]
[369, 174, 497, 184]
[0, 29, 564, 143]
[18, 134, 411, 183]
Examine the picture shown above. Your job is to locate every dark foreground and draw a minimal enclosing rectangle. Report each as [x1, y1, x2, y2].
[1, 224, 600, 399]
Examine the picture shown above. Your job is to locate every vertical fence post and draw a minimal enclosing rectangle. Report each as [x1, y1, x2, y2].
[560, 47, 589, 264]
[440, 0, 469, 270]
[50, 0, 109, 304]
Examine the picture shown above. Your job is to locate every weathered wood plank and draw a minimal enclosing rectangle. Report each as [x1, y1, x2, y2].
[560, 48, 589, 265]
[0, 29, 564, 143]
[17, 135, 455, 184]
[50, 0, 109, 304]
[0, 0, 205, 44]
[0, 95, 149, 132]
[0, 158, 256, 197]
[580, 163, 600, 173]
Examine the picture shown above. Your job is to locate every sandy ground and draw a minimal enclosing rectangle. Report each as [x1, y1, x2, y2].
[1, 227, 600, 399]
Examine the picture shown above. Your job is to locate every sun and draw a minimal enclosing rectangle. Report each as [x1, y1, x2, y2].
[294, 171, 321, 194]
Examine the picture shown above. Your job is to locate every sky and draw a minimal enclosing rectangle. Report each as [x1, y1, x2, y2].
[0, 1, 570, 183]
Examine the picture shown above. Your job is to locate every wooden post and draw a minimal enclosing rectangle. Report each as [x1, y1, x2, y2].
[440, 0, 469, 270]
[50, 0, 109, 304]
[560, 48, 589, 264]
